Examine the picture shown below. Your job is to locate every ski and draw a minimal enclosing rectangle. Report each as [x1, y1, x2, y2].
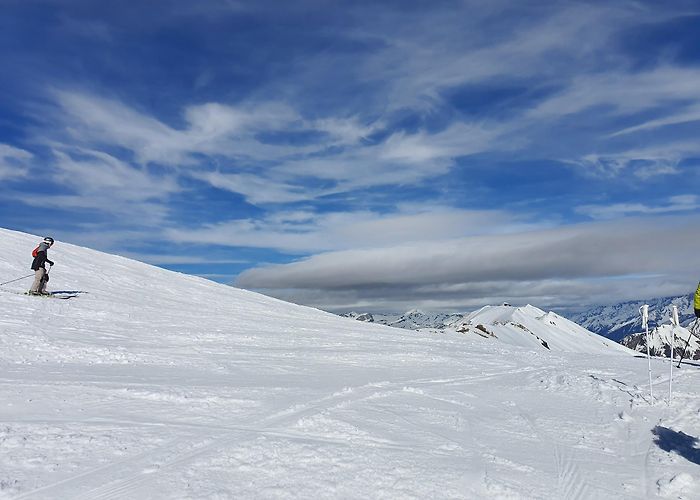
[22, 292, 78, 300]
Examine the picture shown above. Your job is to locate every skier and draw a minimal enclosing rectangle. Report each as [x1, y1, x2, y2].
[29, 237, 55, 295]
[677, 281, 700, 367]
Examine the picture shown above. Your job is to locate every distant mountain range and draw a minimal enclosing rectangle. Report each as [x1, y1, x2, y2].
[346, 304, 631, 354]
[621, 324, 700, 361]
[341, 309, 464, 330]
[568, 294, 695, 342]
[340, 294, 700, 360]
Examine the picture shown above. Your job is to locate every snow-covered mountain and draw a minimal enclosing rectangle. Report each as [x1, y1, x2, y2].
[1, 227, 699, 498]
[343, 305, 631, 354]
[622, 323, 700, 361]
[341, 309, 464, 330]
[450, 304, 633, 354]
[571, 295, 695, 341]
[346, 297, 700, 359]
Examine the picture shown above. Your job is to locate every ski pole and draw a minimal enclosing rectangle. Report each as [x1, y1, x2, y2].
[0, 273, 35, 286]
[669, 328, 674, 404]
[677, 319, 699, 368]
[669, 305, 678, 404]
[640, 305, 653, 403]
[43, 264, 52, 290]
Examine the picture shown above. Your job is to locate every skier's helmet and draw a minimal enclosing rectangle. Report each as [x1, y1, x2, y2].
[43, 237, 54, 245]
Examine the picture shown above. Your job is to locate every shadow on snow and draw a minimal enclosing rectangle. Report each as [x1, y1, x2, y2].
[652, 426, 700, 465]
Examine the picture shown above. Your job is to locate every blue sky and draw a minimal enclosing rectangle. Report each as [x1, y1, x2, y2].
[2, 0, 700, 313]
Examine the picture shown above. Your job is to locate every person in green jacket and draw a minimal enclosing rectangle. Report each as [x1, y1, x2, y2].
[695, 281, 700, 318]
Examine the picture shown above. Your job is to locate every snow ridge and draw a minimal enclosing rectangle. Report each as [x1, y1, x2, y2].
[451, 304, 633, 354]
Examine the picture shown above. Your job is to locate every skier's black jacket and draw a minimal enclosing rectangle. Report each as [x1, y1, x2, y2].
[31, 250, 54, 271]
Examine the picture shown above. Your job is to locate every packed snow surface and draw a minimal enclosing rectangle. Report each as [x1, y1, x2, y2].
[1, 227, 699, 499]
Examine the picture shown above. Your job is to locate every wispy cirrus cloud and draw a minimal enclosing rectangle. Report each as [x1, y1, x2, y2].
[0, 144, 32, 180]
[189, 171, 317, 204]
[48, 91, 305, 166]
[609, 102, 700, 137]
[364, 1, 635, 111]
[166, 206, 526, 253]
[576, 195, 699, 220]
[527, 66, 700, 121]
[567, 134, 700, 179]
[51, 148, 180, 201]
[26, 2, 700, 215]
[273, 121, 502, 192]
[570, 155, 683, 179]
[38, 89, 503, 205]
[14, 147, 180, 225]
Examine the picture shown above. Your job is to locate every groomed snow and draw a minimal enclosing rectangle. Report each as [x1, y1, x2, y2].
[1, 227, 699, 499]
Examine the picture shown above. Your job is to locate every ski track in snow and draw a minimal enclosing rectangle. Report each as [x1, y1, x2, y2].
[1, 227, 700, 499]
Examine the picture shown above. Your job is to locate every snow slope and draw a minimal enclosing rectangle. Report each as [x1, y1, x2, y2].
[1, 227, 700, 499]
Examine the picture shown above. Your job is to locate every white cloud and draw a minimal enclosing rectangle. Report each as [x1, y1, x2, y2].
[50, 91, 380, 168]
[52, 148, 180, 201]
[34, 6, 700, 212]
[260, 219, 688, 289]
[48, 91, 329, 167]
[633, 163, 682, 180]
[0, 144, 32, 180]
[609, 102, 700, 137]
[569, 137, 700, 179]
[234, 215, 700, 312]
[527, 66, 700, 121]
[190, 170, 317, 204]
[15, 148, 181, 225]
[351, 1, 677, 115]
[166, 206, 523, 253]
[344, 4, 700, 179]
[39, 90, 505, 205]
[576, 195, 699, 220]
[271, 121, 502, 194]
[254, 277, 694, 314]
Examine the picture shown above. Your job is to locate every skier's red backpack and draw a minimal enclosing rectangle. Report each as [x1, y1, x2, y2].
[32, 246, 39, 258]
